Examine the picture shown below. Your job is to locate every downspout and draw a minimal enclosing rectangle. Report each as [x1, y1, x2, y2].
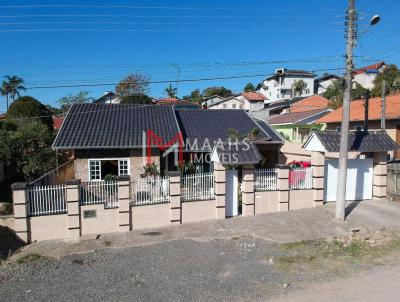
[364, 90, 370, 133]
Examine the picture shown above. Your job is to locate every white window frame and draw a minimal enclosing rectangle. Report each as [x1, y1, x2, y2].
[88, 158, 130, 181]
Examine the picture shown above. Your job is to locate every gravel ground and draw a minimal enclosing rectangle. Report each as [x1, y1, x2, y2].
[0, 236, 317, 302]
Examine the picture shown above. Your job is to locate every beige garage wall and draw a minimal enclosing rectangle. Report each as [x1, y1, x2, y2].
[29, 214, 68, 242]
[255, 191, 280, 214]
[80, 204, 119, 236]
[181, 199, 216, 223]
[131, 203, 171, 230]
[289, 190, 314, 210]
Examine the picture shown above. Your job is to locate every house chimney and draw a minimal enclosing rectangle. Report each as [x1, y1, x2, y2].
[364, 90, 370, 133]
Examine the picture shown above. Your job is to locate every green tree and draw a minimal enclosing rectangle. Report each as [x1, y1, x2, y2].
[1, 81, 11, 111]
[6, 96, 53, 129]
[324, 79, 369, 109]
[371, 64, 400, 97]
[352, 82, 368, 100]
[164, 84, 178, 98]
[58, 90, 94, 111]
[244, 83, 256, 92]
[0, 122, 56, 181]
[119, 93, 153, 104]
[183, 89, 203, 104]
[115, 74, 150, 97]
[291, 79, 307, 97]
[324, 79, 345, 109]
[203, 86, 232, 98]
[2, 75, 25, 103]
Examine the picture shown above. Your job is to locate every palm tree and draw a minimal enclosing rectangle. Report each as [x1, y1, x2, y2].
[291, 80, 307, 97]
[1, 81, 11, 111]
[165, 84, 177, 98]
[3, 75, 26, 103]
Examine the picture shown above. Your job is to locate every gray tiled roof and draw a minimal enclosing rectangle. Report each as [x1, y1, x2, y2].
[254, 120, 284, 143]
[267, 109, 329, 125]
[214, 142, 262, 165]
[175, 109, 272, 151]
[314, 131, 398, 152]
[53, 104, 284, 151]
[53, 104, 180, 149]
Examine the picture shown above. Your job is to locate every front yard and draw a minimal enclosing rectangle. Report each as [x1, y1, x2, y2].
[1, 228, 400, 302]
[2, 200, 400, 301]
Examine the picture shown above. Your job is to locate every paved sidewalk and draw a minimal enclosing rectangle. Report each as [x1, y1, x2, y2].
[15, 199, 400, 259]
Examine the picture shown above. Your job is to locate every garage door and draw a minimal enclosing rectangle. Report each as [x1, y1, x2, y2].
[324, 159, 373, 202]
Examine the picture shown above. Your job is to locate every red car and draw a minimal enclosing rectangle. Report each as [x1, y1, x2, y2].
[288, 161, 311, 187]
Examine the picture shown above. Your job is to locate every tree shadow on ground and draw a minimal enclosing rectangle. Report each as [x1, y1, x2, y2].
[0, 225, 26, 260]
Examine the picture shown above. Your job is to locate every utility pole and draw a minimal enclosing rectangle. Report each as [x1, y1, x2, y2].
[336, 0, 356, 221]
[381, 80, 386, 131]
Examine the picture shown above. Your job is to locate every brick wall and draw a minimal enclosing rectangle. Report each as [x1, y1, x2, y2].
[73, 149, 161, 181]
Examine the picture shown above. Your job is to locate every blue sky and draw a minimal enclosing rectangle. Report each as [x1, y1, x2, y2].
[0, 0, 399, 112]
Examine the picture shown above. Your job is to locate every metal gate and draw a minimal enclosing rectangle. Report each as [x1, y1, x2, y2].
[225, 169, 238, 217]
[324, 158, 373, 202]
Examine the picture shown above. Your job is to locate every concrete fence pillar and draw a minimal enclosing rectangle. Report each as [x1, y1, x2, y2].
[276, 165, 289, 211]
[11, 182, 29, 243]
[373, 152, 388, 199]
[169, 171, 181, 225]
[214, 162, 226, 219]
[66, 179, 81, 238]
[241, 164, 255, 216]
[118, 176, 131, 232]
[311, 151, 325, 207]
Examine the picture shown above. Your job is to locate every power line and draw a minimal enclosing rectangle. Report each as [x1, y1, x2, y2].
[0, 4, 342, 13]
[0, 28, 344, 33]
[0, 14, 345, 20]
[20, 67, 347, 90]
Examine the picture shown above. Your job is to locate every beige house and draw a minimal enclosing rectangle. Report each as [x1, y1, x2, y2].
[209, 92, 266, 112]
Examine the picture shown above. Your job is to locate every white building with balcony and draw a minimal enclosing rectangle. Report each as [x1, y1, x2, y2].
[258, 68, 315, 103]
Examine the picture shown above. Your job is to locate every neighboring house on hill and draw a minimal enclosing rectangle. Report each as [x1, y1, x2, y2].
[52, 104, 284, 181]
[353, 61, 385, 90]
[202, 95, 224, 108]
[208, 95, 243, 110]
[258, 68, 315, 103]
[314, 74, 341, 94]
[250, 97, 304, 120]
[208, 92, 265, 112]
[316, 93, 400, 159]
[267, 109, 330, 144]
[290, 95, 330, 113]
[93, 91, 120, 104]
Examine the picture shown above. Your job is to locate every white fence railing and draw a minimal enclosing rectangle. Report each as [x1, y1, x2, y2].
[289, 168, 313, 190]
[132, 176, 170, 206]
[181, 172, 215, 201]
[80, 181, 119, 209]
[27, 185, 67, 216]
[255, 168, 278, 191]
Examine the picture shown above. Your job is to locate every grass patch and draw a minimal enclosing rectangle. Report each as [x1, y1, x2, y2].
[16, 253, 44, 264]
[272, 232, 400, 272]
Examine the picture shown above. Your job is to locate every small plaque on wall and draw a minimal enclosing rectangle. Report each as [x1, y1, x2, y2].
[83, 210, 97, 218]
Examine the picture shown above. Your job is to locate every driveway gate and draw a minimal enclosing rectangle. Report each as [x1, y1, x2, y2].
[324, 158, 373, 202]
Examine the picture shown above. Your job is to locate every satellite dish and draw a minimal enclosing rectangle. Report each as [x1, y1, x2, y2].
[370, 14, 380, 26]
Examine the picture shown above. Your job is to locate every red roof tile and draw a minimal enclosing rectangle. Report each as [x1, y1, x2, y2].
[354, 61, 385, 75]
[242, 92, 267, 101]
[53, 116, 64, 130]
[290, 95, 330, 113]
[317, 94, 400, 124]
